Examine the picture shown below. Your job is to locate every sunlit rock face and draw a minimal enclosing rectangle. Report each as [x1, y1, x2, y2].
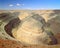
[12, 14, 57, 45]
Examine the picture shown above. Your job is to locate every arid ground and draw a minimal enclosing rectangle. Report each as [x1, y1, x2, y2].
[0, 10, 60, 48]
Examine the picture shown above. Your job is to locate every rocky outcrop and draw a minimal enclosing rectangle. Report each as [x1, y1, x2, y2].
[12, 14, 57, 45]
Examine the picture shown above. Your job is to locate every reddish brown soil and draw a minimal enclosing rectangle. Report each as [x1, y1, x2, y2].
[0, 39, 60, 48]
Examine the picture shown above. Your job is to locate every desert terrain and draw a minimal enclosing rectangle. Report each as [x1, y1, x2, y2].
[0, 10, 60, 48]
